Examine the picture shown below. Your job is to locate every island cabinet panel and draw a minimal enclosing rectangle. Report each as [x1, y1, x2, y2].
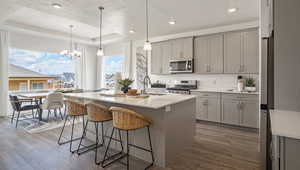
[151, 41, 171, 74]
[170, 37, 193, 60]
[194, 34, 223, 73]
[224, 29, 259, 73]
[192, 92, 221, 122]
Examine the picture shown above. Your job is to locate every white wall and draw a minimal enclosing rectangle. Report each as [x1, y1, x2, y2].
[9, 31, 98, 90]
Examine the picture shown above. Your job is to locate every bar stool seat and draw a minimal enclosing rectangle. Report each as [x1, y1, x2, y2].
[102, 106, 154, 170]
[57, 100, 87, 153]
[76, 103, 116, 165]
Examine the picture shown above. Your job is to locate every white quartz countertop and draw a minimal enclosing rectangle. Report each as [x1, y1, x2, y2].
[190, 88, 259, 95]
[64, 92, 196, 109]
[271, 110, 300, 140]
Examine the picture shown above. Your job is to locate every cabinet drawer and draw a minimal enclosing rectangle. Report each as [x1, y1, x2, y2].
[222, 93, 258, 101]
[192, 92, 220, 98]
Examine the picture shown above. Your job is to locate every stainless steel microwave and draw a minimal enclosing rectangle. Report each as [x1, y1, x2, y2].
[169, 59, 193, 73]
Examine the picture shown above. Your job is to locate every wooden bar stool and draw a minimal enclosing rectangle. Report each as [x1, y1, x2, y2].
[57, 100, 87, 153]
[76, 103, 119, 165]
[102, 107, 154, 170]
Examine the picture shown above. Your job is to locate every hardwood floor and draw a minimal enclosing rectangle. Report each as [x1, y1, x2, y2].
[0, 118, 262, 170]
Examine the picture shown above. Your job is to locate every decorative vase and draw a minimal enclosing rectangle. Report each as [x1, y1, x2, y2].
[245, 86, 256, 92]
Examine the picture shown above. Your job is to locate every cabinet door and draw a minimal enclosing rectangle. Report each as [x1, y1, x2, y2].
[194, 36, 210, 73]
[183, 37, 193, 59]
[221, 99, 240, 126]
[161, 41, 171, 74]
[207, 98, 221, 122]
[198, 98, 208, 120]
[171, 39, 183, 60]
[224, 32, 242, 73]
[209, 34, 224, 73]
[240, 100, 259, 128]
[242, 30, 259, 73]
[151, 43, 162, 74]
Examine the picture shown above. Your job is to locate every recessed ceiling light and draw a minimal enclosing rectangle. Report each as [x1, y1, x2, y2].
[228, 8, 238, 13]
[168, 19, 176, 25]
[52, 3, 62, 9]
[129, 29, 136, 34]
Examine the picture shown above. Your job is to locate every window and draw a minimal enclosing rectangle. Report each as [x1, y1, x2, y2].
[9, 48, 76, 91]
[19, 83, 28, 91]
[32, 82, 44, 90]
[102, 56, 124, 88]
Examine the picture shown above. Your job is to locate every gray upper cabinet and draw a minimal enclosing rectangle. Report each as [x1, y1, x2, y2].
[224, 29, 259, 73]
[171, 37, 193, 60]
[242, 30, 259, 73]
[151, 41, 171, 75]
[195, 34, 223, 73]
[224, 31, 242, 73]
[151, 42, 162, 74]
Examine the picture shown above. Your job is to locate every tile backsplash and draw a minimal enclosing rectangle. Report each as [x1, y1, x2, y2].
[150, 74, 259, 90]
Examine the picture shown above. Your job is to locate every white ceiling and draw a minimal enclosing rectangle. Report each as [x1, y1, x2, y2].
[0, 0, 259, 45]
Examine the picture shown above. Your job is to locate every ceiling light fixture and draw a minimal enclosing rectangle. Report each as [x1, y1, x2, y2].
[168, 19, 176, 25]
[143, 0, 151, 51]
[129, 29, 136, 34]
[97, 6, 104, 57]
[52, 3, 62, 9]
[228, 7, 238, 13]
[60, 25, 81, 59]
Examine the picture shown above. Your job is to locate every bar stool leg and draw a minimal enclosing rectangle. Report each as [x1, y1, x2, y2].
[95, 122, 99, 164]
[77, 120, 89, 155]
[126, 130, 129, 170]
[70, 115, 76, 153]
[11, 110, 15, 123]
[146, 126, 154, 169]
[58, 115, 69, 145]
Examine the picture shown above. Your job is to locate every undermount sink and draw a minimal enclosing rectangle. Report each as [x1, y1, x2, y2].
[145, 93, 167, 96]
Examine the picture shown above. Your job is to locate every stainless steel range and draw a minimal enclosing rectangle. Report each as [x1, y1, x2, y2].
[167, 80, 197, 94]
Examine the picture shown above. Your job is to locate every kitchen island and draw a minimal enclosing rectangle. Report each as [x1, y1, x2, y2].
[64, 92, 196, 167]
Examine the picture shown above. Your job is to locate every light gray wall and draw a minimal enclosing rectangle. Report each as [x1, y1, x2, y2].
[274, 0, 300, 111]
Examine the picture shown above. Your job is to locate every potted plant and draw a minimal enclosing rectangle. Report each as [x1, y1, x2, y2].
[245, 77, 256, 92]
[118, 78, 134, 93]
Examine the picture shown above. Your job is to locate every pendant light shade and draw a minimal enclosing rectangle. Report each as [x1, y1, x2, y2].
[97, 6, 104, 57]
[143, 0, 152, 51]
[60, 25, 81, 59]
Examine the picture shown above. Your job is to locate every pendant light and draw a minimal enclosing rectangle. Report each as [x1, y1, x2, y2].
[97, 6, 104, 57]
[143, 0, 152, 51]
[60, 25, 81, 59]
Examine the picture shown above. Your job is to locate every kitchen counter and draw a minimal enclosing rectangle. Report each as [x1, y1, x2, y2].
[64, 92, 196, 109]
[190, 88, 259, 95]
[270, 110, 300, 140]
[64, 91, 196, 167]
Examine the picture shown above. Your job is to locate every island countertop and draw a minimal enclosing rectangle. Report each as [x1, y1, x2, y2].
[64, 92, 196, 109]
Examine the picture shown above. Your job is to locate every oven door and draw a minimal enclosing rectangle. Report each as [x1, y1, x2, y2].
[169, 60, 193, 73]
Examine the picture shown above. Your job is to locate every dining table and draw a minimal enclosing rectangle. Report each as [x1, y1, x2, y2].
[18, 92, 49, 121]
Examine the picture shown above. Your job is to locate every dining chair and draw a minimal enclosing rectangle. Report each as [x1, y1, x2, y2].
[40, 92, 64, 121]
[9, 95, 40, 128]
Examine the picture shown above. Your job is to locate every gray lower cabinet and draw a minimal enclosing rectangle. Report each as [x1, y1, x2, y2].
[193, 92, 259, 128]
[272, 136, 300, 170]
[192, 92, 221, 122]
[221, 94, 259, 128]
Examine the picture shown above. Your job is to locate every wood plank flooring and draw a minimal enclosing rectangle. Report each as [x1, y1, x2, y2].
[0, 118, 262, 170]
